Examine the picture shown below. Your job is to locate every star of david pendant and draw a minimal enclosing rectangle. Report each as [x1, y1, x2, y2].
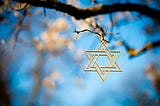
[84, 41, 122, 81]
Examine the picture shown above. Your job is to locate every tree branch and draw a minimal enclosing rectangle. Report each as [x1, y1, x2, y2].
[121, 40, 160, 57]
[13, 0, 160, 20]
[74, 29, 101, 36]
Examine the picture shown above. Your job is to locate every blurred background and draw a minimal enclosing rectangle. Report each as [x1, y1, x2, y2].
[0, 0, 160, 106]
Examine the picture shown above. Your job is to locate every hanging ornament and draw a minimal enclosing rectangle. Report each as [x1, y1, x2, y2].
[84, 39, 122, 81]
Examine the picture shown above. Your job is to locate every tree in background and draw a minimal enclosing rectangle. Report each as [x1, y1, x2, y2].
[0, 0, 160, 106]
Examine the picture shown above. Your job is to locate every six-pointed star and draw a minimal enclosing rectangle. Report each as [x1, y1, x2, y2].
[84, 42, 122, 81]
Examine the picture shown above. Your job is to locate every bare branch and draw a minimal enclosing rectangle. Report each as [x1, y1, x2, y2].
[12, 0, 160, 20]
[74, 29, 101, 37]
[121, 40, 160, 57]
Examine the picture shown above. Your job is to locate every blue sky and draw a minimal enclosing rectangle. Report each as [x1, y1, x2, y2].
[1, 0, 160, 106]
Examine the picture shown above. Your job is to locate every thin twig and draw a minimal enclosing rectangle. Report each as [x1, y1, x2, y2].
[74, 29, 101, 36]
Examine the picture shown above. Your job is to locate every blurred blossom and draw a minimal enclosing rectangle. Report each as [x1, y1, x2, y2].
[84, 17, 97, 28]
[72, 17, 91, 30]
[43, 77, 55, 91]
[4, 0, 9, 5]
[76, 48, 83, 56]
[67, 0, 80, 7]
[52, 18, 70, 32]
[42, 71, 62, 93]
[146, 64, 159, 81]
[33, 38, 46, 51]
[115, 12, 123, 20]
[51, 71, 61, 81]
[146, 64, 160, 92]
[73, 48, 84, 64]
[14, 11, 19, 17]
[73, 56, 82, 64]
[124, 11, 131, 17]
[44, 18, 69, 32]
[34, 18, 74, 54]
[35, 9, 42, 15]
[67, 40, 75, 51]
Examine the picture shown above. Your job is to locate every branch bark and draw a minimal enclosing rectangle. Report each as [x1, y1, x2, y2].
[13, 0, 160, 20]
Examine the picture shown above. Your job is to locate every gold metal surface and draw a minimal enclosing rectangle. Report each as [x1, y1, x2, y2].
[84, 42, 122, 81]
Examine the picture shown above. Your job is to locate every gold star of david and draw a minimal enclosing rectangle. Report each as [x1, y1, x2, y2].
[84, 41, 122, 81]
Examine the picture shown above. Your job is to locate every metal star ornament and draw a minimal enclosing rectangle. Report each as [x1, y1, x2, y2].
[84, 41, 122, 81]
